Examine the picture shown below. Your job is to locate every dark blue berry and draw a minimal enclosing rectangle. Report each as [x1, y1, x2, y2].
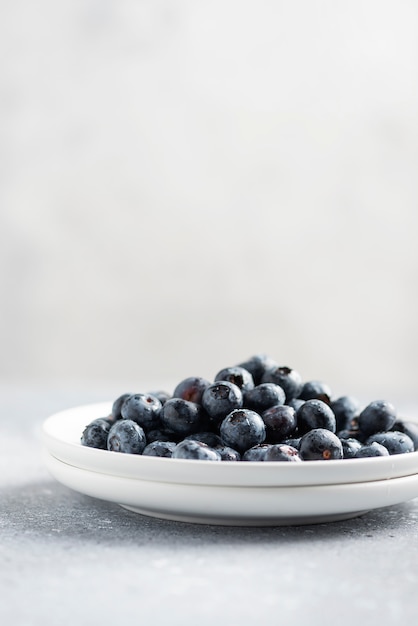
[172, 440, 221, 461]
[299, 381, 332, 404]
[286, 398, 305, 412]
[202, 381, 243, 424]
[107, 420, 147, 454]
[299, 428, 343, 461]
[214, 445, 241, 461]
[366, 431, 414, 455]
[121, 393, 162, 430]
[331, 396, 359, 432]
[261, 366, 302, 402]
[220, 408, 266, 453]
[282, 436, 302, 450]
[173, 377, 211, 404]
[263, 444, 302, 462]
[214, 366, 255, 393]
[392, 420, 418, 451]
[184, 432, 222, 447]
[146, 390, 171, 405]
[236, 354, 278, 385]
[261, 404, 297, 443]
[242, 444, 272, 461]
[244, 383, 286, 413]
[111, 394, 132, 421]
[296, 399, 336, 435]
[354, 442, 390, 458]
[142, 441, 176, 457]
[340, 437, 362, 459]
[159, 398, 203, 436]
[146, 428, 181, 443]
[358, 400, 397, 437]
[337, 427, 367, 443]
[81, 418, 112, 449]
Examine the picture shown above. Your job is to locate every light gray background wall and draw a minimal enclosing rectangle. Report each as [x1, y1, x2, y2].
[1, 1, 417, 402]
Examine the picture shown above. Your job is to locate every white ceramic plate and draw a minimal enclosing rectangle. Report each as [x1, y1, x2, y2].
[42, 403, 418, 487]
[43, 451, 418, 526]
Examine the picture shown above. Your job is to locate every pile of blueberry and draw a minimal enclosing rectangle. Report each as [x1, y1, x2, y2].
[81, 355, 418, 462]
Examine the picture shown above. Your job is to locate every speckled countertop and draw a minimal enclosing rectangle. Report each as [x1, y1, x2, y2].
[1, 386, 418, 625]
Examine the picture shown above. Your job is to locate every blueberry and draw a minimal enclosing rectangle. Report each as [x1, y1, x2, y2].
[336, 427, 367, 443]
[81, 418, 112, 449]
[142, 441, 177, 457]
[107, 419, 147, 454]
[261, 404, 297, 443]
[121, 393, 162, 430]
[146, 390, 171, 405]
[299, 381, 332, 404]
[159, 398, 203, 436]
[354, 442, 390, 458]
[340, 437, 362, 459]
[282, 436, 302, 450]
[366, 431, 414, 455]
[214, 445, 241, 461]
[214, 366, 255, 393]
[173, 377, 211, 404]
[286, 398, 305, 412]
[111, 394, 132, 421]
[201, 381, 243, 425]
[263, 444, 302, 462]
[242, 444, 272, 462]
[299, 428, 343, 461]
[296, 399, 336, 435]
[261, 366, 302, 402]
[244, 383, 286, 413]
[392, 419, 418, 451]
[236, 354, 278, 385]
[331, 396, 359, 432]
[358, 400, 397, 437]
[172, 440, 221, 461]
[145, 428, 181, 443]
[220, 408, 266, 453]
[184, 432, 223, 447]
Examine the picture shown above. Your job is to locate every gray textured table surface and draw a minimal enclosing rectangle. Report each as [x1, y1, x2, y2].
[1, 386, 418, 626]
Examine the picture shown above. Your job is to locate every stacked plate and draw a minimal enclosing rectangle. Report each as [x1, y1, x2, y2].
[42, 402, 418, 526]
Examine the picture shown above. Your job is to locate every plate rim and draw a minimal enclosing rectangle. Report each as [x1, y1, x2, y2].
[44, 451, 418, 526]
